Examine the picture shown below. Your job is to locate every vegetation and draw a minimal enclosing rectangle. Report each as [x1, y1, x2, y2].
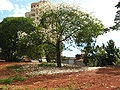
[1, 2, 119, 68]
[83, 1, 120, 67]
[0, 76, 26, 84]
[0, 17, 36, 62]
[6, 65, 21, 69]
[39, 4, 104, 67]
[83, 40, 120, 66]
[112, 1, 120, 30]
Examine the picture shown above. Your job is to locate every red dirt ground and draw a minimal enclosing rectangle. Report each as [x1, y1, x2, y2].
[0, 62, 120, 90]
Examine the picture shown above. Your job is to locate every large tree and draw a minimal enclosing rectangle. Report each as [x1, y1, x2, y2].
[0, 17, 36, 62]
[39, 4, 104, 67]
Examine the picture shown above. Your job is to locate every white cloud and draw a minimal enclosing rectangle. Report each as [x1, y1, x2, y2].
[62, 0, 119, 27]
[0, 0, 14, 11]
[80, 0, 119, 27]
[10, 4, 30, 17]
[96, 31, 120, 47]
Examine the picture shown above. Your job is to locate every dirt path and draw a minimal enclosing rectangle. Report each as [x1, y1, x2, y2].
[0, 62, 120, 90]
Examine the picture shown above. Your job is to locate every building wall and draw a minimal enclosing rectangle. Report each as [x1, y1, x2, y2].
[62, 59, 85, 66]
[25, 1, 51, 26]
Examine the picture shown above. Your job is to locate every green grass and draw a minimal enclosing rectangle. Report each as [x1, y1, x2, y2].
[12, 76, 26, 81]
[0, 78, 13, 84]
[0, 76, 26, 84]
[6, 65, 21, 69]
[38, 63, 56, 67]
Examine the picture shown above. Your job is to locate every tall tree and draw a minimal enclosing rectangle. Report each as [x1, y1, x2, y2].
[0, 17, 36, 62]
[39, 4, 104, 67]
[113, 1, 120, 30]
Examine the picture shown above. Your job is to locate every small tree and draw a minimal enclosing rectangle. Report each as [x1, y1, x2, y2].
[105, 40, 120, 65]
[83, 40, 120, 66]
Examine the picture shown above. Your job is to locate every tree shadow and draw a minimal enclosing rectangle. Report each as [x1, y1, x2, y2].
[95, 66, 120, 76]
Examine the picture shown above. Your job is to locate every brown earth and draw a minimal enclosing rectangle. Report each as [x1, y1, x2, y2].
[0, 62, 120, 90]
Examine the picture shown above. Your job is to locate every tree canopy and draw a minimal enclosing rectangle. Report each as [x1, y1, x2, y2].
[39, 4, 105, 67]
[0, 17, 36, 61]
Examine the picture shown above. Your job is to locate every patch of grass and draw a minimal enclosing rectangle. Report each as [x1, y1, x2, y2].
[0, 76, 26, 84]
[6, 65, 21, 69]
[12, 76, 26, 81]
[0, 78, 13, 84]
[38, 63, 56, 67]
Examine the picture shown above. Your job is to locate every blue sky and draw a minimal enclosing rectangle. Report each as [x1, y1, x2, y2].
[0, 0, 119, 57]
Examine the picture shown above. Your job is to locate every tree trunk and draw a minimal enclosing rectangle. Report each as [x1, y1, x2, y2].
[56, 41, 61, 67]
[46, 54, 51, 63]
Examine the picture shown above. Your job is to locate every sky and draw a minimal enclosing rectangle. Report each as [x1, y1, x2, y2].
[0, 0, 119, 57]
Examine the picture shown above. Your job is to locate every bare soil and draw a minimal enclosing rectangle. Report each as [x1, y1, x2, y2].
[0, 62, 120, 90]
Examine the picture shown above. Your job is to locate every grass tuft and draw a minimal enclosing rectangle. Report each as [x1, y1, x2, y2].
[0, 76, 26, 84]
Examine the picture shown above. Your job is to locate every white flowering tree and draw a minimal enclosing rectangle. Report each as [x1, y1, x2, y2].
[39, 3, 104, 67]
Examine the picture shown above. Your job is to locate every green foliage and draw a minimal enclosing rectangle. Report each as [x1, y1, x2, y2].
[74, 16, 104, 47]
[83, 40, 120, 66]
[0, 17, 36, 62]
[38, 63, 56, 67]
[19, 28, 45, 59]
[42, 44, 56, 63]
[104, 40, 120, 65]
[112, 1, 120, 30]
[39, 4, 104, 67]
[113, 57, 120, 66]
[0, 76, 26, 84]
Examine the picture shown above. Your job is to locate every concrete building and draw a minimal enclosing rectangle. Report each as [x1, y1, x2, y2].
[25, 1, 51, 26]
